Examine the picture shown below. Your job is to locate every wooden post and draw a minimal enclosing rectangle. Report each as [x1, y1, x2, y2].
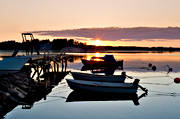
[61, 60, 64, 72]
[65, 59, 67, 72]
[37, 66, 40, 81]
[54, 61, 56, 72]
[57, 63, 59, 72]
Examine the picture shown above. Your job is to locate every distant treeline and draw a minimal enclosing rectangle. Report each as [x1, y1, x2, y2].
[0, 39, 86, 50]
[0, 38, 180, 52]
[81, 45, 180, 53]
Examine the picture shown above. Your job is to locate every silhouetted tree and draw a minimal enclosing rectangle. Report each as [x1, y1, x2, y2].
[52, 39, 68, 50]
[67, 39, 74, 47]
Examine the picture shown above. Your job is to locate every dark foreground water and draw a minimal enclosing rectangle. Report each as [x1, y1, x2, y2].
[2, 51, 180, 119]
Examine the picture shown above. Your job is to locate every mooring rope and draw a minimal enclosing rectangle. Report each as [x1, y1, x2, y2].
[149, 90, 180, 97]
[137, 75, 170, 79]
[139, 82, 174, 86]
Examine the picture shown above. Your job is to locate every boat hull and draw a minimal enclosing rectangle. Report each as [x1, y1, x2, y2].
[0, 56, 30, 75]
[81, 59, 123, 68]
[66, 79, 138, 94]
[71, 72, 126, 83]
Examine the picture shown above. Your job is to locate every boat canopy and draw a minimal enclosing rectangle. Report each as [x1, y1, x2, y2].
[103, 55, 116, 62]
[91, 55, 116, 62]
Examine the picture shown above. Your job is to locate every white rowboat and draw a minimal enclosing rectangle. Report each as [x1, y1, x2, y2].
[66, 79, 139, 94]
[71, 72, 126, 83]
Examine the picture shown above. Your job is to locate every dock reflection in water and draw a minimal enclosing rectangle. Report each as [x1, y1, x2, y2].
[66, 91, 147, 106]
[2, 52, 180, 119]
[0, 72, 68, 118]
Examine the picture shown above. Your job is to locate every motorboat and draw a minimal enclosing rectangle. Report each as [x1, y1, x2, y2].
[81, 55, 123, 68]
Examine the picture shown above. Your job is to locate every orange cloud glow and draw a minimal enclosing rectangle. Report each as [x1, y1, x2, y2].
[87, 38, 103, 46]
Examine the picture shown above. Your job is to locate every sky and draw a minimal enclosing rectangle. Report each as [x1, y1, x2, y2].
[1, 0, 180, 47]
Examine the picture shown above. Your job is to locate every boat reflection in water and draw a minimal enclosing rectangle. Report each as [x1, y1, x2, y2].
[81, 65, 121, 76]
[66, 91, 147, 106]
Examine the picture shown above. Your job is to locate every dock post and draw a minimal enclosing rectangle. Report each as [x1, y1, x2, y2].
[65, 58, 67, 72]
[54, 61, 56, 72]
[57, 63, 59, 72]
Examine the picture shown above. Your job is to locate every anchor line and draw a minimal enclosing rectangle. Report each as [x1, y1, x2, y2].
[139, 82, 174, 86]
[138, 88, 180, 97]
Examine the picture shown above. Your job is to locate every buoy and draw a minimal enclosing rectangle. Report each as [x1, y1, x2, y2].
[174, 77, 180, 83]
[148, 63, 152, 67]
[167, 65, 173, 74]
[167, 68, 173, 74]
[152, 65, 156, 71]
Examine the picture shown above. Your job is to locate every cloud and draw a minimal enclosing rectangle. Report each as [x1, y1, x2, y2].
[32, 27, 180, 41]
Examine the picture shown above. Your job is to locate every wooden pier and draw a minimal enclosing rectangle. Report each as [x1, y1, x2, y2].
[0, 33, 74, 116]
[0, 53, 72, 116]
[27, 53, 71, 80]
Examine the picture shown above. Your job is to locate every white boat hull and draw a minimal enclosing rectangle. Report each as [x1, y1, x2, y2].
[0, 56, 30, 75]
[71, 72, 126, 83]
[66, 79, 139, 94]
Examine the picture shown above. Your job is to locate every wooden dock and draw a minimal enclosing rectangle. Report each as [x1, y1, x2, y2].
[26, 53, 71, 79]
[0, 53, 71, 116]
[0, 32, 74, 116]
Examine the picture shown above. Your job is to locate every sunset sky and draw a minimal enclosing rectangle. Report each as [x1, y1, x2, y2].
[1, 0, 180, 47]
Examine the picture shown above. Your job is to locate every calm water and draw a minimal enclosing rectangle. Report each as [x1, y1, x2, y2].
[2, 51, 180, 119]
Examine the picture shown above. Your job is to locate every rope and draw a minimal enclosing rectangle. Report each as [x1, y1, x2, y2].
[138, 87, 180, 97]
[137, 75, 170, 79]
[149, 90, 180, 97]
[140, 82, 174, 86]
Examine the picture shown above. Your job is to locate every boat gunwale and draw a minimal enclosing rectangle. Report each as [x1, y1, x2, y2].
[71, 72, 124, 78]
[66, 79, 136, 89]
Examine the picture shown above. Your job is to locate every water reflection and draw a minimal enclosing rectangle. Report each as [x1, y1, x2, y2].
[69, 52, 180, 72]
[0, 72, 68, 118]
[66, 91, 147, 106]
[81, 66, 117, 75]
[2, 52, 180, 119]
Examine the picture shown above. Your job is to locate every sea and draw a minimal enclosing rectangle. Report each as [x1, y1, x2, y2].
[1, 50, 180, 119]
